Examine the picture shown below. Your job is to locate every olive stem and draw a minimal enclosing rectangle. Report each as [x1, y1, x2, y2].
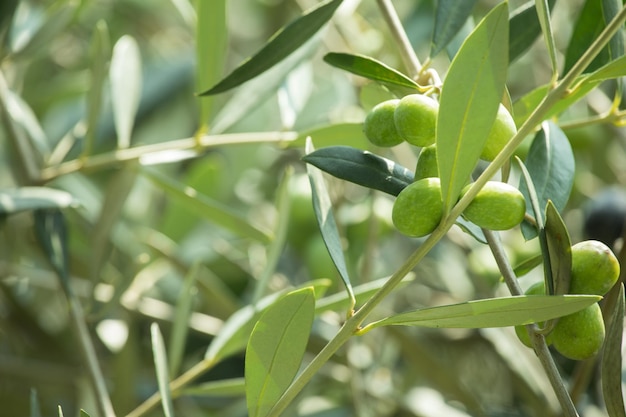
[483, 229, 580, 417]
[375, 0, 422, 80]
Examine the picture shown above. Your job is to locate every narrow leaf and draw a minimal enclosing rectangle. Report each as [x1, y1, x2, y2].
[151, 323, 174, 417]
[199, 0, 342, 96]
[169, 260, 200, 376]
[602, 284, 626, 417]
[79, 411, 91, 417]
[302, 145, 414, 196]
[323, 52, 421, 89]
[0, 187, 77, 214]
[365, 294, 600, 330]
[30, 389, 41, 417]
[143, 168, 272, 243]
[535, 0, 559, 82]
[519, 122, 575, 239]
[512, 253, 543, 278]
[306, 140, 355, 308]
[204, 279, 330, 363]
[289, 122, 368, 148]
[544, 201, 572, 295]
[431, 0, 477, 57]
[437, 2, 509, 212]
[110, 35, 142, 149]
[33, 209, 70, 290]
[509, 0, 556, 63]
[180, 378, 246, 397]
[245, 287, 315, 417]
[84, 20, 110, 157]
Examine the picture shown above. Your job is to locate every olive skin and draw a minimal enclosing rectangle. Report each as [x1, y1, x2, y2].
[394, 94, 439, 147]
[461, 181, 526, 230]
[392, 178, 443, 237]
[569, 240, 620, 296]
[414, 144, 438, 181]
[363, 99, 404, 147]
[551, 303, 605, 361]
[480, 104, 517, 161]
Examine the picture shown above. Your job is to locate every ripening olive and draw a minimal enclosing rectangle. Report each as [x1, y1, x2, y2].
[392, 178, 443, 237]
[394, 94, 439, 147]
[569, 240, 620, 296]
[461, 181, 526, 230]
[480, 104, 517, 161]
[363, 99, 404, 147]
[551, 303, 605, 361]
[414, 144, 439, 181]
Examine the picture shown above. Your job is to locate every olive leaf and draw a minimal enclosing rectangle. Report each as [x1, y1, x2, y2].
[509, 0, 556, 63]
[602, 284, 626, 417]
[302, 145, 414, 196]
[0, 187, 77, 214]
[544, 201, 572, 295]
[431, 0, 478, 57]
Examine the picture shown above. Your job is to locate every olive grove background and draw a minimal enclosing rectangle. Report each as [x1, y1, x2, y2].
[0, 0, 625, 417]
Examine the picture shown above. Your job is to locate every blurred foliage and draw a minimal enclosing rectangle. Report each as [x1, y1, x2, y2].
[1, 1, 625, 417]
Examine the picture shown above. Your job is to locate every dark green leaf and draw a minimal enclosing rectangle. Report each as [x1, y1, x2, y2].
[0, 187, 77, 214]
[602, 284, 626, 417]
[544, 201, 572, 295]
[437, 2, 509, 212]
[302, 145, 414, 196]
[306, 140, 355, 307]
[199, 0, 342, 96]
[509, 0, 556, 63]
[246, 287, 315, 417]
[431, 0, 477, 57]
[323, 52, 420, 89]
[364, 294, 600, 330]
[519, 122, 575, 239]
[512, 253, 543, 278]
[33, 209, 69, 291]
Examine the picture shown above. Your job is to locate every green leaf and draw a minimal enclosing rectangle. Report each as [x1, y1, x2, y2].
[199, 0, 342, 96]
[110, 35, 142, 149]
[602, 284, 626, 417]
[302, 145, 414, 196]
[204, 279, 330, 364]
[143, 168, 272, 243]
[509, 0, 556, 63]
[30, 389, 41, 417]
[169, 260, 200, 376]
[79, 411, 91, 417]
[306, 140, 355, 309]
[430, 0, 477, 57]
[245, 287, 315, 417]
[151, 323, 174, 417]
[0, 187, 77, 214]
[84, 20, 110, 157]
[455, 217, 487, 244]
[180, 378, 246, 398]
[323, 52, 421, 90]
[437, 2, 509, 212]
[33, 209, 69, 290]
[519, 122, 574, 239]
[289, 123, 368, 148]
[57, 406, 64, 417]
[364, 294, 601, 331]
[544, 201, 572, 295]
[511, 253, 543, 278]
[535, 0, 558, 81]
[563, 0, 622, 75]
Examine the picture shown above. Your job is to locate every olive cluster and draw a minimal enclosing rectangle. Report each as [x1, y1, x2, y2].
[516, 240, 620, 360]
[363, 94, 523, 237]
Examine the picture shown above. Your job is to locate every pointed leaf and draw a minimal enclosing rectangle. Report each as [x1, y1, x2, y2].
[602, 284, 626, 417]
[33, 209, 70, 290]
[365, 294, 600, 330]
[430, 0, 477, 57]
[30, 389, 41, 417]
[544, 201, 572, 295]
[0, 187, 77, 214]
[519, 122, 575, 239]
[180, 378, 246, 397]
[509, 0, 556, 63]
[323, 52, 421, 89]
[437, 2, 509, 212]
[110, 35, 142, 149]
[302, 145, 414, 196]
[306, 140, 355, 307]
[84, 20, 110, 157]
[245, 287, 315, 417]
[151, 323, 174, 417]
[199, 0, 342, 96]
[79, 411, 91, 417]
[536, 0, 559, 80]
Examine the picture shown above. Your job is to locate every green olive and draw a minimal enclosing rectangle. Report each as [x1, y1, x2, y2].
[392, 178, 443, 237]
[462, 181, 526, 230]
[394, 94, 439, 147]
[515, 282, 552, 348]
[569, 240, 620, 296]
[363, 99, 404, 147]
[480, 104, 517, 161]
[414, 144, 438, 181]
[551, 303, 605, 360]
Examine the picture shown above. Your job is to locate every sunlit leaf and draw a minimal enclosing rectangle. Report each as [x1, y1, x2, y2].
[364, 294, 600, 331]
[245, 287, 315, 417]
[199, 0, 342, 96]
[323, 52, 421, 89]
[0, 187, 77, 214]
[602, 284, 626, 417]
[150, 323, 174, 417]
[544, 201, 572, 295]
[306, 140, 355, 308]
[110, 35, 142, 149]
[437, 2, 509, 212]
[431, 0, 477, 57]
[288, 123, 368, 149]
[302, 145, 414, 196]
